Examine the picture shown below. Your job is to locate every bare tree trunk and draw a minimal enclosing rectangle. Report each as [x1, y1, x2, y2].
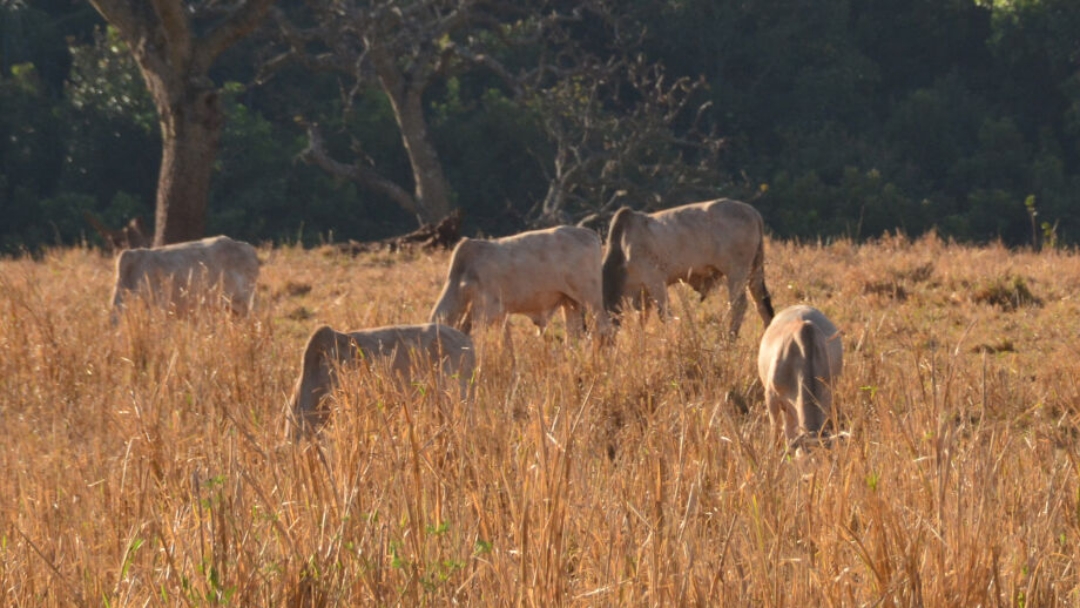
[154, 86, 224, 245]
[369, 45, 452, 224]
[395, 89, 452, 224]
[86, 0, 275, 246]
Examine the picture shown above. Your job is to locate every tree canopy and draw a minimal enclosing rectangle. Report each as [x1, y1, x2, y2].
[2, 0, 1078, 252]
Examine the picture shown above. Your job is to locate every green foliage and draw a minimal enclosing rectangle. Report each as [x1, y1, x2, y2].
[885, 75, 987, 184]
[435, 85, 550, 233]
[209, 91, 302, 241]
[0, 65, 66, 252]
[763, 164, 929, 241]
[3, 0, 1080, 250]
[66, 27, 156, 134]
[1, 191, 96, 251]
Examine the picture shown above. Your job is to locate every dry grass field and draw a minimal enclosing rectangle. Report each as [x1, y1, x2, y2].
[2, 233, 1080, 606]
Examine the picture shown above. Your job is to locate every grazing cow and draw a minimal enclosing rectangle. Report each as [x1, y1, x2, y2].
[289, 323, 476, 436]
[110, 235, 259, 324]
[429, 225, 611, 339]
[601, 199, 774, 338]
[757, 305, 843, 450]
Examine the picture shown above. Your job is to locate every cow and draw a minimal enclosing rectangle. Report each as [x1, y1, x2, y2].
[289, 323, 476, 437]
[429, 225, 612, 340]
[757, 305, 843, 452]
[109, 235, 259, 324]
[601, 199, 774, 339]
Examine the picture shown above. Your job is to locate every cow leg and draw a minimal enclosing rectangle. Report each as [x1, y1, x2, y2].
[766, 379, 802, 445]
[765, 390, 781, 440]
[725, 272, 750, 339]
[627, 290, 650, 328]
[689, 271, 720, 301]
[498, 314, 516, 366]
[748, 265, 774, 327]
[644, 276, 670, 321]
[529, 312, 549, 338]
[473, 294, 499, 327]
[782, 402, 801, 445]
[109, 289, 128, 326]
[632, 295, 647, 328]
[589, 297, 614, 340]
[562, 298, 585, 341]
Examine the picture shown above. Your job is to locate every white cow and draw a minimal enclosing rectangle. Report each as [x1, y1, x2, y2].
[289, 323, 476, 437]
[602, 199, 774, 339]
[429, 225, 611, 339]
[758, 305, 843, 451]
[110, 235, 259, 324]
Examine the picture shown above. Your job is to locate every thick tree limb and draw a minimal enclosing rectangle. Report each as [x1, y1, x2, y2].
[148, 0, 192, 71]
[85, 1, 169, 83]
[84, 0, 141, 45]
[196, 0, 278, 73]
[300, 122, 422, 218]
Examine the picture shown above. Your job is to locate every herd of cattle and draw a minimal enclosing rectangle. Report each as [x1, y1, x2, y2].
[107, 199, 843, 453]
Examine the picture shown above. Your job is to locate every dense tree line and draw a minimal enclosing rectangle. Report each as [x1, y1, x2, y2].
[1, 0, 1077, 252]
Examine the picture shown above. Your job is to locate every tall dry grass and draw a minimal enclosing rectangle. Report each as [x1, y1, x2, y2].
[2, 234, 1079, 606]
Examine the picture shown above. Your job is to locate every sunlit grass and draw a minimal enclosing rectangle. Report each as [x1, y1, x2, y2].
[1, 233, 1079, 605]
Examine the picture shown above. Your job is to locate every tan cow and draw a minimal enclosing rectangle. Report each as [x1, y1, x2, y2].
[757, 305, 843, 450]
[601, 199, 774, 338]
[110, 235, 259, 324]
[289, 323, 476, 436]
[429, 225, 611, 339]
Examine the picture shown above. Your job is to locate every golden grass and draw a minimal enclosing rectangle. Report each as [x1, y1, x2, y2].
[2, 233, 1080, 605]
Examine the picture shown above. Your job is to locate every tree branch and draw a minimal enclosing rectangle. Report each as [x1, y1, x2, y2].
[84, 0, 141, 42]
[268, 7, 361, 76]
[195, 0, 277, 74]
[450, 44, 524, 97]
[300, 122, 421, 218]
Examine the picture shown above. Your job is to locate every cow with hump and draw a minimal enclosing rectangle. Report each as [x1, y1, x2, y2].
[601, 199, 774, 339]
[109, 235, 259, 324]
[429, 225, 612, 339]
[757, 305, 843, 452]
[289, 323, 476, 437]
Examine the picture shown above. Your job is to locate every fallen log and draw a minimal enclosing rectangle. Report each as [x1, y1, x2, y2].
[335, 209, 463, 255]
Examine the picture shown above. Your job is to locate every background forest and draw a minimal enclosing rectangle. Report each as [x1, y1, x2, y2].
[2, 0, 1078, 252]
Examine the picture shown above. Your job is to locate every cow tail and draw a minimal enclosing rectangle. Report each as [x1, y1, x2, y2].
[602, 208, 633, 315]
[797, 322, 827, 437]
[750, 215, 775, 325]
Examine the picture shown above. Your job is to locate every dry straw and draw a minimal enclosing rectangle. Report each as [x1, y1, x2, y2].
[1, 234, 1078, 605]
